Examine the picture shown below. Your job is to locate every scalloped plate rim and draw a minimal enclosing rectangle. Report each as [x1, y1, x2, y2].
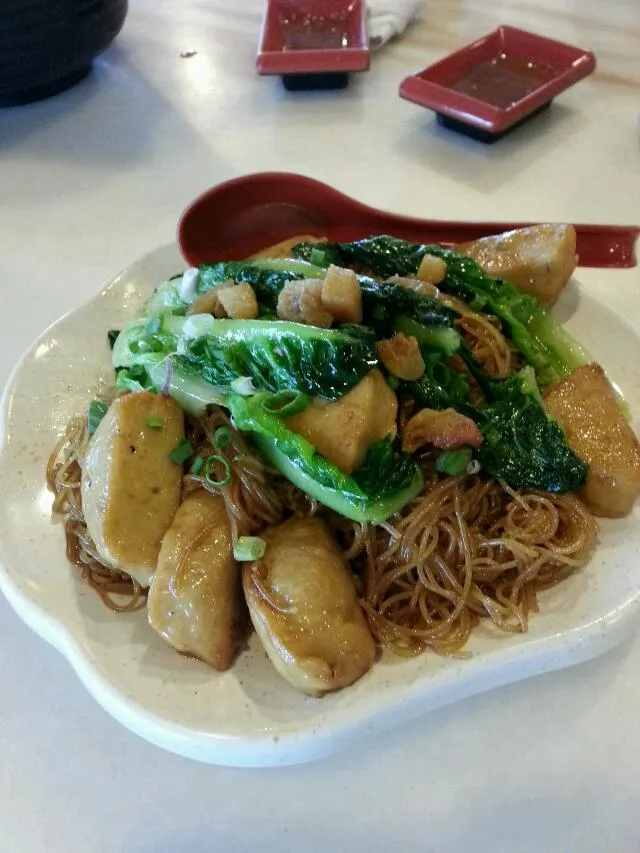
[0, 242, 639, 768]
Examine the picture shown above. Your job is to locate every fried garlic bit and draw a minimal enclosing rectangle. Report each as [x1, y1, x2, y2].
[377, 333, 425, 381]
[402, 407, 483, 454]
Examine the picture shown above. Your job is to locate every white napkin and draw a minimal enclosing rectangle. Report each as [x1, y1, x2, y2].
[367, 0, 423, 49]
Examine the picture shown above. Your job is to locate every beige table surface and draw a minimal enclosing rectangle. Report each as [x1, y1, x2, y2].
[1, 1, 639, 851]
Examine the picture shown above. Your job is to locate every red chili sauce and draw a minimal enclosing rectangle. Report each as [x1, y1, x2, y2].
[451, 53, 560, 109]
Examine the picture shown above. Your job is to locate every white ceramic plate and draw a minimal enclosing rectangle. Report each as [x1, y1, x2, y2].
[1, 243, 640, 768]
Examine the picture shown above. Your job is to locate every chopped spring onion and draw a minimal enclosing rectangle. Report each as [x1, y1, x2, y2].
[189, 456, 204, 476]
[204, 454, 231, 488]
[88, 400, 109, 435]
[435, 448, 473, 476]
[261, 390, 310, 417]
[233, 536, 266, 561]
[230, 376, 257, 397]
[214, 426, 232, 449]
[309, 247, 329, 268]
[146, 415, 164, 430]
[169, 438, 194, 465]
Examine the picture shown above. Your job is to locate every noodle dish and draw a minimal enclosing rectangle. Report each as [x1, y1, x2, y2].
[47, 227, 640, 697]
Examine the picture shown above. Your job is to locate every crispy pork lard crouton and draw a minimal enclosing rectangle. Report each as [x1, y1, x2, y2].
[277, 279, 333, 327]
[186, 280, 233, 317]
[216, 283, 259, 320]
[320, 265, 363, 323]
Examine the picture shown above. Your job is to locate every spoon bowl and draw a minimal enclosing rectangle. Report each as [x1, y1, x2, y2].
[178, 172, 639, 268]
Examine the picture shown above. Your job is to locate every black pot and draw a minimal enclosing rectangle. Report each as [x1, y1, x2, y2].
[0, 0, 128, 106]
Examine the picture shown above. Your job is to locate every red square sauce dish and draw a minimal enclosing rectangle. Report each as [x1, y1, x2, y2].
[257, 0, 370, 89]
[399, 26, 596, 142]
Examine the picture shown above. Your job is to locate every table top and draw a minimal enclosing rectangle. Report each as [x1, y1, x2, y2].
[1, 1, 639, 851]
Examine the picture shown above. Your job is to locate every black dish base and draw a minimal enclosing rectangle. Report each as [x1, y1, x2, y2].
[282, 73, 349, 92]
[436, 101, 552, 143]
[0, 65, 91, 108]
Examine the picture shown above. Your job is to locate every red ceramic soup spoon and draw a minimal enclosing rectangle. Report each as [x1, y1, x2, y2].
[178, 172, 639, 268]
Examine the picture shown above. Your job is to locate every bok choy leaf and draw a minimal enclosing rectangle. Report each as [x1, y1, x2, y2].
[228, 391, 423, 523]
[293, 235, 589, 388]
[113, 315, 378, 401]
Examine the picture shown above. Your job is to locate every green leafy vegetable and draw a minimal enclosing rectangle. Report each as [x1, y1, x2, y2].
[351, 438, 422, 501]
[297, 236, 589, 388]
[169, 438, 194, 465]
[87, 400, 108, 435]
[115, 359, 227, 416]
[112, 315, 184, 370]
[193, 256, 458, 369]
[145, 274, 189, 316]
[293, 235, 429, 278]
[402, 354, 470, 411]
[114, 315, 377, 401]
[146, 316, 162, 336]
[107, 330, 120, 351]
[434, 248, 590, 388]
[261, 389, 310, 417]
[230, 376, 257, 396]
[198, 258, 326, 311]
[227, 391, 423, 523]
[179, 319, 378, 401]
[357, 274, 458, 337]
[116, 364, 152, 393]
[197, 257, 457, 333]
[405, 344, 587, 492]
[154, 360, 226, 415]
[107, 236, 591, 501]
[394, 315, 461, 356]
[462, 356, 588, 492]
